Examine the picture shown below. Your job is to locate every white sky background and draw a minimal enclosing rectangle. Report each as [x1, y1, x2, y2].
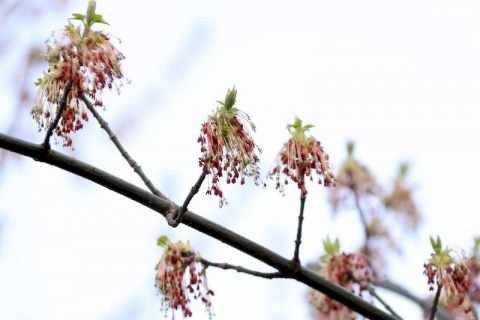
[1, 0, 480, 319]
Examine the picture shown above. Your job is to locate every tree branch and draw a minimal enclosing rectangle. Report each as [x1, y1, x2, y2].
[373, 279, 453, 320]
[200, 258, 286, 279]
[42, 80, 72, 148]
[353, 187, 374, 268]
[0, 132, 398, 320]
[366, 284, 403, 319]
[430, 283, 442, 320]
[293, 194, 306, 266]
[79, 92, 168, 200]
[167, 169, 208, 227]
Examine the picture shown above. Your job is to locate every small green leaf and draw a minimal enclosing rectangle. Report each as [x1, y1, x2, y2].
[91, 13, 110, 25]
[347, 141, 355, 157]
[287, 117, 314, 140]
[333, 238, 340, 253]
[429, 235, 442, 254]
[70, 13, 86, 22]
[223, 86, 237, 110]
[323, 236, 340, 256]
[224, 107, 239, 119]
[473, 236, 480, 255]
[157, 235, 171, 248]
[429, 235, 435, 249]
[399, 162, 409, 179]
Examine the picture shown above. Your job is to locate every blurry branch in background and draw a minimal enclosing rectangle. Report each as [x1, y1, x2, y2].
[0, 132, 398, 320]
[373, 279, 452, 320]
[365, 284, 403, 319]
[328, 141, 421, 274]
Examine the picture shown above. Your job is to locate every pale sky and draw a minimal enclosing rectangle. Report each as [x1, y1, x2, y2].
[1, 1, 480, 319]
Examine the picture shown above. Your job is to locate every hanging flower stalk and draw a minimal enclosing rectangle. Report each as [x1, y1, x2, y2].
[423, 236, 474, 319]
[269, 117, 336, 264]
[309, 238, 373, 320]
[269, 117, 336, 196]
[31, 0, 125, 148]
[198, 86, 263, 207]
[155, 236, 214, 319]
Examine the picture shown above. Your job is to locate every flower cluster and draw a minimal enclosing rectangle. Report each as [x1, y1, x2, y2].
[309, 238, 373, 320]
[31, 0, 125, 147]
[382, 162, 421, 230]
[269, 117, 335, 196]
[155, 236, 214, 319]
[327, 143, 422, 273]
[423, 236, 473, 318]
[466, 237, 480, 304]
[328, 141, 378, 211]
[198, 86, 263, 207]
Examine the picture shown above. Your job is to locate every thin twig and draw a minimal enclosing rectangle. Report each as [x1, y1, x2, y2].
[293, 194, 307, 267]
[200, 258, 286, 279]
[79, 92, 168, 200]
[42, 81, 73, 148]
[430, 283, 443, 320]
[366, 284, 403, 319]
[167, 169, 207, 227]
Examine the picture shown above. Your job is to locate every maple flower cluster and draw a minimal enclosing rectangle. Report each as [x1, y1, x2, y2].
[31, 0, 125, 147]
[198, 86, 263, 207]
[309, 238, 373, 320]
[328, 141, 378, 211]
[423, 236, 473, 318]
[155, 236, 214, 319]
[382, 162, 421, 230]
[269, 117, 335, 196]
